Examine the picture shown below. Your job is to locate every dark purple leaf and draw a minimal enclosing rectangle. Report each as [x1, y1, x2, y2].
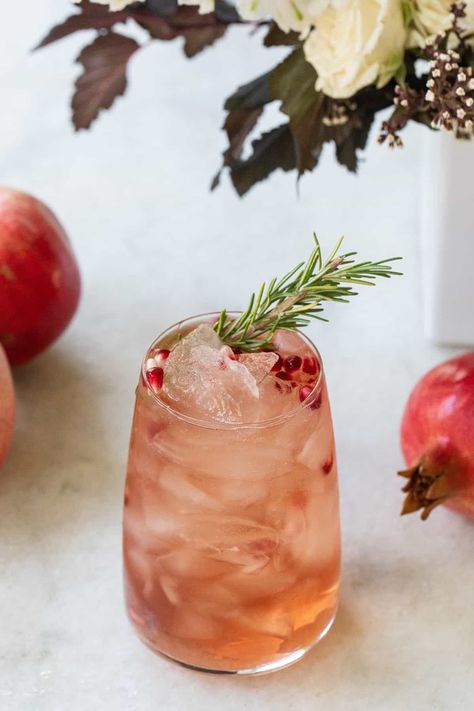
[135, 5, 236, 56]
[269, 49, 324, 175]
[224, 72, 271, 111]
[227, 124, 297, 196]
[224, 107, 264, 161]
[211, 106, 264, 188]
[334, 120, 372, 172]
[72, 32, 140, 131]
[264, 23, 299, 47]
[132, 9, 180, 40]
[182, 24, 226, 57]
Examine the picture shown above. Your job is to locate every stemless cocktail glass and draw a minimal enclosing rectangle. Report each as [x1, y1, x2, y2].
[123, 314, 341, 674]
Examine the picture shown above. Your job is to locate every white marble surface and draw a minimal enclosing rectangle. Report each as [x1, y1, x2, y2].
[1, 3, 473, 710]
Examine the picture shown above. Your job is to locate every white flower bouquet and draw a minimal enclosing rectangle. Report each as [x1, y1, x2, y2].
[39, 0, 474, 194]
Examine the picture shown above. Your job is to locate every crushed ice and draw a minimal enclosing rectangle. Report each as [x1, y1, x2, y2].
[162, 324, 277, 423]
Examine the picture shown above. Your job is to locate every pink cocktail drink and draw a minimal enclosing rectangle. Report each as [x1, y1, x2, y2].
[123, 315, 341, 674]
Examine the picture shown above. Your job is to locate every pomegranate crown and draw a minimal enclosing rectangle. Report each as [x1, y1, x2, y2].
[214, 234, 402, 352]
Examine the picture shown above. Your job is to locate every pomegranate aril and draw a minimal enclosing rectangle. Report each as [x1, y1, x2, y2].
[284, 355, 302, 373]
[154, 349, 170, 364]
[146, 367, 164, 391]
[302, 356, 319, 376]
[276, 371, 292, 381]
[271, 354, 283, 372]
[220, 345, 237, 361]
[299, 385, 323, 410]
[299, 385, 313, 402]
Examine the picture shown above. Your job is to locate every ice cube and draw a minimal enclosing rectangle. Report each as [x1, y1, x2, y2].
[159, 574, 181, 605]
[232, 600, 293, 639]
[163, 325, 260, 423]
[175, 323, 222, 351]
[176, 513, 279, 574]
[237, 352, 279, 383]
[169, 606, 222, 641]
[155, 547, 233, 580]
[158, 466, 223, 512]
[221, 563, 297, 600]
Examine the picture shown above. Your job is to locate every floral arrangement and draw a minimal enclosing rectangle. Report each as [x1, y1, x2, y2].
[39, 0, 474, 194]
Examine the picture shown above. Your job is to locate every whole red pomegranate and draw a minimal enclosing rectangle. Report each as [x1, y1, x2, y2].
[400, 352, 474, 519]
[0, 188, 81, 366]
[0, 344, 15, 466]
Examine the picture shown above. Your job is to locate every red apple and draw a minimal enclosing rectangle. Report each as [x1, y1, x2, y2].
[0, 344, 15, 466]
[0, 188, 81, 365]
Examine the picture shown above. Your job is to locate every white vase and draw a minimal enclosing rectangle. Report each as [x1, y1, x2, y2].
[421, 131, 474, 345]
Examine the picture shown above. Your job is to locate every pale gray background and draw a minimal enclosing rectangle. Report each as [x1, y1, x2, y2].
[1, 2, 472, 710]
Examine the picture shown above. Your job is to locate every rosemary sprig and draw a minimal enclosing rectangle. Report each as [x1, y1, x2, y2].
[214, 234, 402, 351]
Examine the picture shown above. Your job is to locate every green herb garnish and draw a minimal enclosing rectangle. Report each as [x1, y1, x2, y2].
[214, 234, 402, 352]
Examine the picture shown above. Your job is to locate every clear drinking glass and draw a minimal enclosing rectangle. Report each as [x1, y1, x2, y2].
[123, 314, 341, 674]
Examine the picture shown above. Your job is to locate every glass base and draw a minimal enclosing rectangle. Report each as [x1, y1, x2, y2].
[139, 612, 337, 676]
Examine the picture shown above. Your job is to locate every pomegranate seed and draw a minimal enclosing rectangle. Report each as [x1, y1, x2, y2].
[302, 356, 319, 376]
[299, 386, 323, 409]
[284, 355, 302, 373]
[271, 354, 283, 372]
[299, 385, 313, 402]
[146, 367, 164, 391]
[322, 454, 334, 475]
[276, 371, 292, 381]
[154, 349, 170, 363]
[220, 345, 236, 360]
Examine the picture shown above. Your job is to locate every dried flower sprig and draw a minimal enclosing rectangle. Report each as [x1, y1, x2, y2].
[378, 86, 423, 147]
[379, 2, 474, 146]
[424, 46, 474, 133]
[214, 235, 402, 352]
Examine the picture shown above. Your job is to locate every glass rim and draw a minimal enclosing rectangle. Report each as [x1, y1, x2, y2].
[141, 312, 325, 431]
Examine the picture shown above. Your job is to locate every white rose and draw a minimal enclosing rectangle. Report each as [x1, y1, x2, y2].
[304, 0, 407, 98]
[238, 1, 332, 34]
[410, 0, 474, 47]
